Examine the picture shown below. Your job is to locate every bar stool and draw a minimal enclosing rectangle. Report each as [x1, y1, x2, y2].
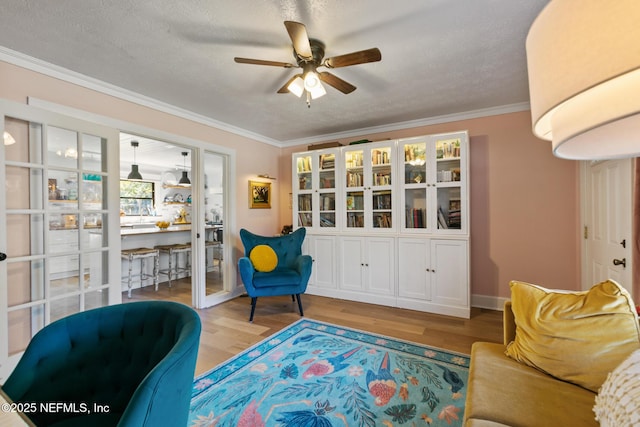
[205, 240, 222, 273]
[156, 243, 191, 286]
[121, 247, 159, 298]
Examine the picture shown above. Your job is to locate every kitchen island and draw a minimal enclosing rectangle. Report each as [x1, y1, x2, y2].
[119, 223, 221, 293]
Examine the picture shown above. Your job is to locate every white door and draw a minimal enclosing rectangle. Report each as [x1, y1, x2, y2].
[583, 159, 633, 292]
[0, 100, 120, 380]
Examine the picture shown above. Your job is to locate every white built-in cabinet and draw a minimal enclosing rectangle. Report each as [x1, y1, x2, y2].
[303, 235, 337, 291]
[292, 131, 470, 318]
[338, 236, 395, 301]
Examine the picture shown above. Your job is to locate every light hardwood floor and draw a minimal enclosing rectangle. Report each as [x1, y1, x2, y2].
[125, 278, 504, 377]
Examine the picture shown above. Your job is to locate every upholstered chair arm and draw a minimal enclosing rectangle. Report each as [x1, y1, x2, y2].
[238, 256, 256, 292]
[293, 254, 313, 288]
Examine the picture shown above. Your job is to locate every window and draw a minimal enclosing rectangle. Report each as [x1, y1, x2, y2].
[120, 180, 154, 215]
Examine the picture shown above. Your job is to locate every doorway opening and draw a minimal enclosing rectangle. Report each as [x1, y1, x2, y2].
[119, 133, 227, 306]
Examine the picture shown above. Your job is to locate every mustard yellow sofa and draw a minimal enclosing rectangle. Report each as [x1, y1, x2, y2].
[464, 301, 599, 427]
[464, 278, 640, 427]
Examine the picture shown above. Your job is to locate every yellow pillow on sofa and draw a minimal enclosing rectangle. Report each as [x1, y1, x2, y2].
[505, 279, 640, 393]
[249, 245, 278, 272]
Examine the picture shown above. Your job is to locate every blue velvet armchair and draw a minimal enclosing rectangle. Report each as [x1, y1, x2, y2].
[239, 228, 312, 322]
[2, 301, 201, 427]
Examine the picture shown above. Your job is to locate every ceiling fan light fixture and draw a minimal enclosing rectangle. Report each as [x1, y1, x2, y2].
[287, 76, 305, 97]
[303, 71, 320, 90]
[308, 81, 326, 100]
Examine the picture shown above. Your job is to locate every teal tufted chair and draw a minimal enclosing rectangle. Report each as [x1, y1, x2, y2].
[2, 301, 201, 427]
[239, 228, 312, 322]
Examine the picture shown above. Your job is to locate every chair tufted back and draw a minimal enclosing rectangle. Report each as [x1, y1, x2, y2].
[3, 301, 201, 427]
[240, 228, 306, 270]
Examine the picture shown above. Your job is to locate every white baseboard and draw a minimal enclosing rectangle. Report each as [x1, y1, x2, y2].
[471, 294, 509, 311]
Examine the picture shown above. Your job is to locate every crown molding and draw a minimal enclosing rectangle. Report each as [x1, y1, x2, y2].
[279, 102, 531, 147]
[0, 46, 281, 147]
[1, 46, 530, 150]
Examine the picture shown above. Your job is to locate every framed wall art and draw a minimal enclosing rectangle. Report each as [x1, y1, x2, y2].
[249, 180, 271, 209]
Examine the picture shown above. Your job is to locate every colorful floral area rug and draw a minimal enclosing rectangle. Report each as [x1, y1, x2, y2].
[189, 319, 469, 427]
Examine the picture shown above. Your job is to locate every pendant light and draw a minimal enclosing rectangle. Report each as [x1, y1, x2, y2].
[178, 151, 190, 185]
[127, 140, 143, 180]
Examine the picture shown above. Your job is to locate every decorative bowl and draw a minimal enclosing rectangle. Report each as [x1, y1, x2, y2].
[155, 221, 170, 230]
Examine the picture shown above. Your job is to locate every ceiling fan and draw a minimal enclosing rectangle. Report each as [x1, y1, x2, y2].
[234, 21, 382, 107]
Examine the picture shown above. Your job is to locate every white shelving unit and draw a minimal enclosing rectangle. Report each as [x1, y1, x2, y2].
[292, 131, 470, 318]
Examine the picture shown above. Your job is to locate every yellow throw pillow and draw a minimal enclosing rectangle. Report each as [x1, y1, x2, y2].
[505, 279, 640, 392]
[249, 245, 278, 272]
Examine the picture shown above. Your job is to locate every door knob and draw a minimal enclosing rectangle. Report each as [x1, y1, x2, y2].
[613, 258, 626, 268]
[0, 252, 6, 261]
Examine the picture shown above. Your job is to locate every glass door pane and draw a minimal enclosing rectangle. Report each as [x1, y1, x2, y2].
[435, 137, 462, 230]
[4, 116, 47, 358]
[402, 141, 428, 230]
[370, 146, 393, 229]
[204, 151, 225, 297]
[296, 154, 313, 227]
[344, 148, 364, 228]
[318, 152, 336, 228]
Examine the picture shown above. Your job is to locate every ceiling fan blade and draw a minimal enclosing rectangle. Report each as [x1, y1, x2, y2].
[277, 74, 302, 93]
[324, 48, 382, 68]
[319, 72, 356, 94]
[234, 57, 295, 68]
[284, 21, 313, 60]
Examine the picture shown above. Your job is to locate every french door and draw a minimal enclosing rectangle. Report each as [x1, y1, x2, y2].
[0, 100, 120, 380]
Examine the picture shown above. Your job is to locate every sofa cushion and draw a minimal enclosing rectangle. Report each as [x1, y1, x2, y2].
[593, 348, 640, 426]
[466, 342, 598, 427]
[249, 244, 278, 272]
[505, 280, 640, 393]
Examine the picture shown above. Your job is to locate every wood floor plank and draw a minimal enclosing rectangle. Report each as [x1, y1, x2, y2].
[126, 280, 504, 376]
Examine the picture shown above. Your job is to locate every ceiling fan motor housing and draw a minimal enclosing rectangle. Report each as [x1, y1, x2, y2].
[295, 39, 325, 67]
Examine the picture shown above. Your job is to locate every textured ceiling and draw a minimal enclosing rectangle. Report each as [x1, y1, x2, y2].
[0, 0, 549, 146]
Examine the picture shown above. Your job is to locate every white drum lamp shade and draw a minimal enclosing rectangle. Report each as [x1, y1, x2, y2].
[526, 0, 640, 160]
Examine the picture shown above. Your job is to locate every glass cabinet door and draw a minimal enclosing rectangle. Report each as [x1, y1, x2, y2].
[318, 152, 336, 228]
[435, 136, 462, 231]
[401, 139, 429, 230]
[370, 145, 393, 229]
[293, 149, 338, 231]
[344, 147, 364, 229]
[400, 132, 467, 234]
[343, 143, 395, 231]
[295, 154, 313, 228]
